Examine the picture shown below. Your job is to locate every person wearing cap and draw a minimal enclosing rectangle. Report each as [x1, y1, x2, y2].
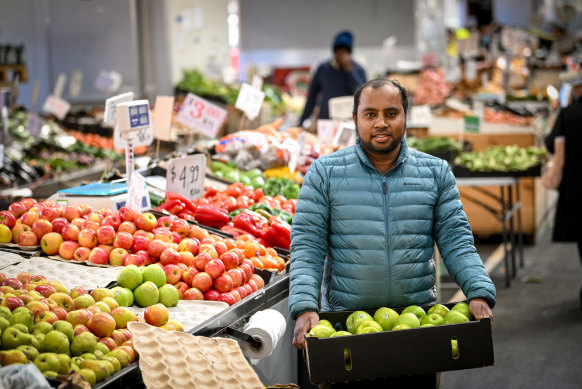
[299, 30, 367, 126]
[543, 73, 582, 309]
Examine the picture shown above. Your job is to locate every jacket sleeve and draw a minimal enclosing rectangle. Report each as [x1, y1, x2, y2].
[299, 66, 322, 125]
[433, 160, 497, 308]
[288, 160, 330, 319]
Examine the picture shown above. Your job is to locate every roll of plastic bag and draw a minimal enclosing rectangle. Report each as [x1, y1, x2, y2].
[239, 309, 286, 364]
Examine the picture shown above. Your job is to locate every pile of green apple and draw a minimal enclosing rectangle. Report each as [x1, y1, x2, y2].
[308, 302, 474, 338]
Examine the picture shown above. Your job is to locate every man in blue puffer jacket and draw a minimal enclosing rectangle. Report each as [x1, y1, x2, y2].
[289, 79, 496, 353]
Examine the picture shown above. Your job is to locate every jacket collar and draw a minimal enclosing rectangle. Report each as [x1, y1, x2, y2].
[355, 137, 409, 175]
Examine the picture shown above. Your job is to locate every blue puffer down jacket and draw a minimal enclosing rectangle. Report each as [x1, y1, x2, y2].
[288, 138, 496, 319]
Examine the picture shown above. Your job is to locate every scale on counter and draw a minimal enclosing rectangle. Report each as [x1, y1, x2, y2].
[48, 179, 150, 211]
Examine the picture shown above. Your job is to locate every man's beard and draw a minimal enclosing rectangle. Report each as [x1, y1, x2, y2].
[356, 124, 403, 155]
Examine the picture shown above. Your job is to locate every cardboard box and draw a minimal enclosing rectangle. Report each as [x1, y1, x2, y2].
[305, 302, 493, 384]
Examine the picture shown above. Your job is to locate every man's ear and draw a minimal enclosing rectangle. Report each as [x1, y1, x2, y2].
[352, 113, 356, 123]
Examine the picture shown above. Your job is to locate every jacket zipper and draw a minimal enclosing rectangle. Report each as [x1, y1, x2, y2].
[382, 176, 391, 303]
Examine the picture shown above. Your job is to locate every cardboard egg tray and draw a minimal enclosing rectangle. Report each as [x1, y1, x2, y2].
[0, 251, 27, 269]
[1, 256, 122, 290]
[128, 300, 229, 333]
[128, 321, 264, 389]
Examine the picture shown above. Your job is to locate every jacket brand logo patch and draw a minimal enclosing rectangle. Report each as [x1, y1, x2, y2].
[403, 182, 421, 186]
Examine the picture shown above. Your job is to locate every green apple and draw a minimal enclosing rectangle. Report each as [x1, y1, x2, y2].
[451, 338, 459, 358]
[0, 349, 28, 365]
[110, 286, 132, 307]
[110, 306, 137, 329]
[308, 324, 336, 338]
[373, 307, 399, 331]
[346, 311, 373, 334]
[99, 358, 115, 376]
[95, 342, 110, 356]
[355, 320, 383, 334]
[141, 265, 166, 288]
[33, 333, 46, 347]
[330, 330, 352, 337]
[73, 294, 96, 310]
[94, 349, 105, 359]
[80, 359, 112, 382]
[71, 356, 85, 367]
[81, 352, 98, 360]
[421, 323, 435, 327]
[11, 323, 30, 334]
[43, 371, 58, 379]
[16, 344, 39, 361]
[318, 319, 334, 329]
[101, 355, 121, 372]
[420, 313, 445, 326]
[392, 323, 412, 330]
[158, 284, 179, 307]
[70, 332, 97, 356]
[401, 305, 427, 321]
[34, 352, 60, 372]
[0, 316, 10, 333]
[427, 303, 450, 318]
[52, 320, 74, 343]
[33, 321, 53, 335]
[10, 310, 34, 333]
[394, 312, 420, 328]
[106, 349, 131, 368]
[2, 326, 33, 349]
[79, 368, 97, 386]
[451, 302, 474, 321]
[0, 306, 11, 321]
[94, 301, 111, 313]
[12, 307, 30, 316]
[117, 265, 143, 290]
[444, 310, 470, 325]
[133, 281, 159, 308]
[40, 330, 70, 355]
[70, 364, 80, 373]
[57, 354, 71, 374]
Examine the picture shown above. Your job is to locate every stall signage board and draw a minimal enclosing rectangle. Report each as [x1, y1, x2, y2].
[464, 115, 480, 133]
[235, 83, 265, 120]
[127, 171, 146, 210]
[42, 95, 70, 120]
[408, 105, 432, 127]
[153, 96, 175, 141]
[166, 154, 207, 199]
[176, 93, 227, 138]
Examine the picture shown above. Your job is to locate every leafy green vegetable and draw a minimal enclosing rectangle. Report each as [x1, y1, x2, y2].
[454, 145, 546, 172]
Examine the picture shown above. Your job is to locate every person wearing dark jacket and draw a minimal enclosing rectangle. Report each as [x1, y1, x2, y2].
[543, 77, 582, 308]
[299, 30, 367, 126]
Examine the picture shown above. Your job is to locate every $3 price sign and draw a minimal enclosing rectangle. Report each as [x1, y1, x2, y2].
[176, 93, 227, 138]
[166, 154, 207, 199]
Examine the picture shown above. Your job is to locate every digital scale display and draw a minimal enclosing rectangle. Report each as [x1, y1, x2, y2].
[129, 104, 149, 128]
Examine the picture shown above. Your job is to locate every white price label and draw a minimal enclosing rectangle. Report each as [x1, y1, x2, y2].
[332, 122, 356, 147]
[235, 83, 265, 120]
[328, 96, 353, 120]
[114, 124, 153, 150]
[153, 96, 175, 141]
[166, 154, 207, 199]
[409, 105, 432, 127]
[297, 132, 307, 166]
[176, 93, 227, 138]
[104, 92, 134, 126]
[28, 113, 43, 137]
[127, 171, 146, 210]
[42, 94, 71, 120]
[317, 119, 339, 145]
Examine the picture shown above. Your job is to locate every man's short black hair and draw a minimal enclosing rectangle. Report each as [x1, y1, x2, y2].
[353, 79, 408, 117]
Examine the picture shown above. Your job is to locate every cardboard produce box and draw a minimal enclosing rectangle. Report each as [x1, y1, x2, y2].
[305, 302, 493, 384]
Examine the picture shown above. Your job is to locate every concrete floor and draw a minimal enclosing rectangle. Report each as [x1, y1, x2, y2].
[440, 231, 582, 389]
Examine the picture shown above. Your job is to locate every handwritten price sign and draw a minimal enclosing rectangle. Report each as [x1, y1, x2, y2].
[235, 83, 265, 120]
[166, 154, 207, 199]
[42, 94, 71, 120]
[176, 93, 227, 138]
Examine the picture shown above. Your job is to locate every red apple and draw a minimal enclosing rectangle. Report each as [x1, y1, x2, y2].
[20, 198, 37, 210]
[113, 231, 133, 251]
[111, 329, 127, 346]
[117, 221, 137, 235]
[51, 306, 68, 320]
[250, 274, 265, 289]
[170, 219, 190, 238]
[98, 337, 117, 351]
[160, 248, 180, 265]
[18, 231, 38, 246]
[27, 300, 50, 316]
[118, 206, 139, 223]
[183, 287, 204, 300]
[226, 269, 243, 288]
[213, 241, 228, 256]
[87, 312, 116, 338]
[58, 241, 80, 260]
[61, 224, 80, 242]
[34, 284, 56, 297]
[143, 303, 169, 327]
[102, 214, 121, 230]
[198, 244, 218, 259]
[11, 224, 31, 244]
[191, 272, 213, 292]
[133, 230, 154, 241]
[3, 296, 24, 311]
[131, 235, 149, 253]
[218, 292, 236, 306]
[178, 238, 200, 255]
[86, 212, 104, 224]
[109, 248, 129, 266]
[171, 231, 181, 244]
[123, 254, 145, 267]
[181, 266, 199, 285]
[245, 281, 258, 294]
[8, 202, 27, 218]
[233, 286, 248, 299]
[135, 250, 151, 266]
[77, 229, 98, 248]
[31, 219, 53, 240]
[98, 244, 113, 256]
[70, 286, 89, 299]
[3, 278, 22, 290]
[34, 310, 59, 324]
[82, 220, 100, 232]
[156, 216, 173, 229]
[204, 259, 225, 279]
[153, 228, 173, 243]
[40, 207, 59, 222]
[40, 232, 64, 255]
[177, 251, 195, 267]
[219, 252, 239, 271]
[74, 324, 90, 336]
[97, 208, 113, 217]
[62, 204, 82, 222]
[0, 211, 17, 229]
[239, 263, 253, 280]
[194, 252, 213, 271]
[204, 289, 221, 301]
[88, 247, 109, 265]
[73, 246, 91, 262]
[147, 239, 167, 259]
[135, 212, 157, 232]
[173, 281, 189, 299]
[214, 274, 233, 293]
[163, 264, 182, 284]
[50, 217, 68, 234]
[70, 218, 86, 230]
[79, 204, 92, 216]
[20, 211, 39, 227]
[16, 272, 32, 284]
[97, 225, 116, 245]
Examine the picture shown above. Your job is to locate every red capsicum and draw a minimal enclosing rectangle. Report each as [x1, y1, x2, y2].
[157, 198, 185, 215]
[232, 210, 266, 237]
[261, 216, 291, 250]
[194, 204, 230, 228]
[166, 191, 197, 214]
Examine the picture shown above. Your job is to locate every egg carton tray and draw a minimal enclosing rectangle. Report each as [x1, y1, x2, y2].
[128, 321, 264, 389]
[1, 256, 122, 291]
[0, 251, 27, 269]
[128, 300, 228, 333]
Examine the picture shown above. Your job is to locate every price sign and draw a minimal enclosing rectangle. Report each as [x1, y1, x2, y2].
[127, 171, 146, 210]
[235, 83, 265, 120]
[328, 96, 353, 120]
[153, 96, 175, 141]
[28, 113, 43, 137]
[104, 92, 134, 126]
[176, 93, 227, 138]
[42, 94, 71, 120]
[317, 119, 339, 145]
[332, 121, 356, 147]
[409, 105, 432, 127]
[464, 115, 480, 133]
[166, 154, 207, 199]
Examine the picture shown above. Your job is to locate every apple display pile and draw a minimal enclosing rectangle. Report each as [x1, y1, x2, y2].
[308, 302, 474, 338]
[0, 271, 183, 386]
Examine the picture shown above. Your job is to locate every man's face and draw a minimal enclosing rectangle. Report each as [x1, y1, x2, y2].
[353, 84, 406, 156]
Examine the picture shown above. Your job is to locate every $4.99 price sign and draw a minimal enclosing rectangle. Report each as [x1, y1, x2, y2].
[166, 154, 207, 199]
[176, 93, 227, 138]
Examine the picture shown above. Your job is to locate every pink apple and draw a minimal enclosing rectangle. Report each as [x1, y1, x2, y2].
[170, 219, 190, 238]
[194, 252, 213, 271]
[61, 224, 80, 242]
[87, 312, 116, 338]
[242, 258, 255, 273]
[191, 272, 213, 292]
[79, 204, 92, 216]
[34, 310, 59, 324]
[81, 220, 100, 232]
[18, 231, 38, 246]
[8, 202, 27, 218]
[109, 248, 129, 266]
[98, 244, 113, 256]
[0, 211, 17, 229]
[118, 206, 139, 223]
[230, 289, 242, 303]
[27, 300, 50, 316]
[250, 274, 265, 289]
[62, 204, 82, 222]
[20, 198, 37, 210]
[171, 231, 181, 244]
[214, 274, 233, 293]
[239, 263, 253, 280]
[204, 289, 221, 301]
[135, 212, 157, 232]
[58, 241, 80, 260]
[20, 211, 39, 227]
[11, 224, 31, 244]
[3, 296, 24, 311]
[135, 250, 151, 266]
[163, 264, 182, 284]
[133, 230, 154, 241]
[226, 269, 243, 288]
[40, 232, 64, 256]
[213, 241, 228, 256]
[160, 248, 180, 265]
[131, 235, 150, 253]
[97, 208, 113, 217]
[147, 239, 167, 259]
[88, 247, 109, 265]
[234, 286, 248, 299]
[97, 225, 116, 245]
[113, 231, 133, 251]
[245, 281, 258, 294]
[153, 228, 173, 243]
[178, 251, 195, 267]
[34, 284, 56, 297]
[73, 246, 91, 262]
[219, 252, 239, 271]
[178, 238, 200, 255]
[117, 221, 137, 235]
[102, 214, 121, 230]
[86, 212, 104, 224]
[198, 244, 218, 259]
[15, 272, 32, 284]
[218, 292, 236, 306]
[181, 266, 199, 285]
[50, 217, 68, 234]
[98, 337, 117, 351]
[183, 287, 204, 300]
[123, 254, 145, 267]
[74, 324, 90, 336]
[39, 207, 58, 222]
[204, 259, 225, 279]
[143, 303, 169, 327]
[70, 218, 86, 230]
[51, 306, 68, 320]
[70, 286, 89, 299]
[156, 216, 173, 229]
[173, 281, 189, 299]
[31, 219, 53, 240]
[77, 228, 98, 248]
